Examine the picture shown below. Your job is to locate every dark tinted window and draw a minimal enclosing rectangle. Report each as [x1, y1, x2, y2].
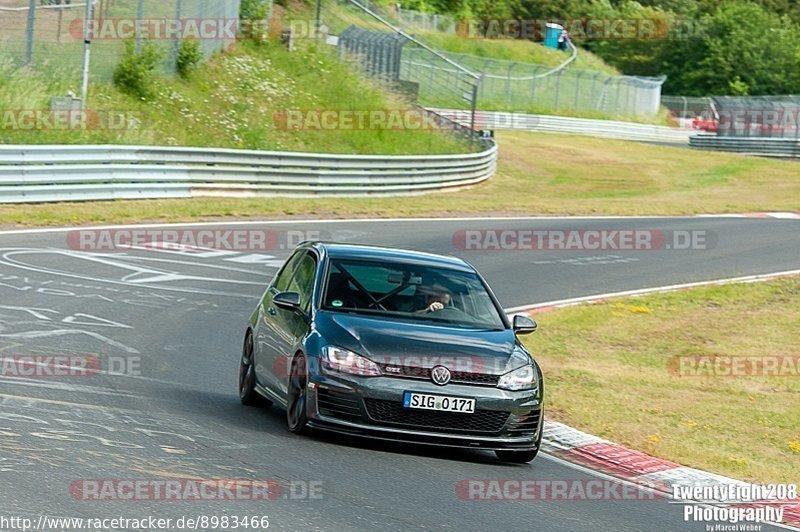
[273, 251, 305, 292]
[287, 253, 317, 312]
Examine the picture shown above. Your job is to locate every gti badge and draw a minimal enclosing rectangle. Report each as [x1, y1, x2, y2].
[431, 365, 451, 386]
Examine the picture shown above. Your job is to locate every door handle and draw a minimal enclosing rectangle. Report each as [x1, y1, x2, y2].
[267, 307, 277, 315]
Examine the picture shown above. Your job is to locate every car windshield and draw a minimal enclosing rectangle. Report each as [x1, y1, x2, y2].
[321, 258, 506, 329]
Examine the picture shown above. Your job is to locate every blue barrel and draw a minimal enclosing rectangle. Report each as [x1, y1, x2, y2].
[543, 23, 564, 49]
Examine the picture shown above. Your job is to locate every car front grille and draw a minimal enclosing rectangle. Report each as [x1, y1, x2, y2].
[379, 364, 500, 387]
[317, 388, 362, 422]
[364, 399, 510, 434]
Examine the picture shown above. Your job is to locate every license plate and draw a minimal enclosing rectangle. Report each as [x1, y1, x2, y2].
[403, 392, 475, 414]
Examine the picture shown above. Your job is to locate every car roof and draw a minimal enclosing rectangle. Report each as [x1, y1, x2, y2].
[308, 242, 475, 272]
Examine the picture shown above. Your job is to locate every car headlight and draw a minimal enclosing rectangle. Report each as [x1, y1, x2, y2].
[497, 363, 537, 391]
[322, 346, 381, 377]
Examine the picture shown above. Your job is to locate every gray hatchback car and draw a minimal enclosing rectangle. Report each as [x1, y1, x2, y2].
[239, 242, 543, 463]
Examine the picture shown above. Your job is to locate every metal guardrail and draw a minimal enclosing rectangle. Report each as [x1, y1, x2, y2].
[0, 143, 498, 204]
[689, 135, 800, 158]
[433, 109, 693, 144]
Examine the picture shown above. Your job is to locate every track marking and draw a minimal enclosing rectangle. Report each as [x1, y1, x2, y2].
[0, 393, 133, 412]
[506, 269, 800, 314]
[1, 213, 796, 237]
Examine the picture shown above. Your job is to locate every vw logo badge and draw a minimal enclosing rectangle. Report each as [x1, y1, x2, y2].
[431, 365, 451, 386]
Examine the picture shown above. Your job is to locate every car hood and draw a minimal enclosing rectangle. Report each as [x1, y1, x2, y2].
[315, 311, 521, 375]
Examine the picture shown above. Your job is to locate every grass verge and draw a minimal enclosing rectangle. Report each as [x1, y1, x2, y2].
[1, 131, 798, 227]
[0, 40, 467, 155]
[417, 31, 619, 75]
[522, 277, 800, 484]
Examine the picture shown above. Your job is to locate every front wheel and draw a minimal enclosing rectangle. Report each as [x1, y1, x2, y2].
[286, 354, 310, 434]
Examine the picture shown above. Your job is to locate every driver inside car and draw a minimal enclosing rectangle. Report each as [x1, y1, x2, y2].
[416, 284, 452, 313]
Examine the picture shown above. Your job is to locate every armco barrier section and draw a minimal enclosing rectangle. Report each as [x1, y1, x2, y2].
[0, 143, 497, 204]
[689, 135, 800, 158]
[433, 109, 693, 144]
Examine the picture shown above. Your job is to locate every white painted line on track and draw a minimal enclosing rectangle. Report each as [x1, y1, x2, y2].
[506, 269, 800, 314]
[1, 214, 795, 236]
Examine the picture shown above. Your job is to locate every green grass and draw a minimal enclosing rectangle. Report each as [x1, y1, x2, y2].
[1, 131, 798, 227]
[417, 31, 619, 75]
[320, 0, 665, 121]
[524, 278, 800, 484]
[0, 39, 468, 155]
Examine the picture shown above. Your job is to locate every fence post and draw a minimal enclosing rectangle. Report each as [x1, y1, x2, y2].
[56, 3, 64, 44]
[80, 0, 94, 106]
[625, 81, 633, 115]
[554, 69, 563, 108]
[505, 62, 515, 107]
[315, 0, 323, 36]
[530, 66, 542, 104]
[171, 0, 183, 71]
[590, 72, 600, 110]
[428, 53, 435, 88]
[135, 0, 145, 53]
[25, 0, 36, 65]
[470, 83, 478, 133]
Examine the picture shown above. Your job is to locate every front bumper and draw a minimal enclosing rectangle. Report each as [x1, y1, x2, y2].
[306, 372, 543, 451]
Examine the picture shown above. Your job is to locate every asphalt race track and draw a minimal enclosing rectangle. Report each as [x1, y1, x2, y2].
[0, 216, 797, 531]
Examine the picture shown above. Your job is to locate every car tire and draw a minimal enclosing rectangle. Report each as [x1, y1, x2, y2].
[286, 353, 310, 434]
[239, 331, 271, 407]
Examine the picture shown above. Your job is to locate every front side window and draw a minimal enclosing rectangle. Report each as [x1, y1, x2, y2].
[287, 253, 317, 312]
[322, 258, 505, 329]
[273, 251, 305, 292]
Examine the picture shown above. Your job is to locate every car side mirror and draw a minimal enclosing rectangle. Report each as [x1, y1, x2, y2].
[273, 291, 302, 312]
[512, 314, 537, 335]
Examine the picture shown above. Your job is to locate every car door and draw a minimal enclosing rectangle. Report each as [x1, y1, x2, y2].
[272, 251, 318, 399]
[257, 250, 318, 399]
[254, 250, 304, 395]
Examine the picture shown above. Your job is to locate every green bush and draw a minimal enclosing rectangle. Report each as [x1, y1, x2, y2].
[240, 0, 273, 42]
[240, 0, 269, 19]
[112, 40, 162, 99]
[176, 39, 203, 78]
